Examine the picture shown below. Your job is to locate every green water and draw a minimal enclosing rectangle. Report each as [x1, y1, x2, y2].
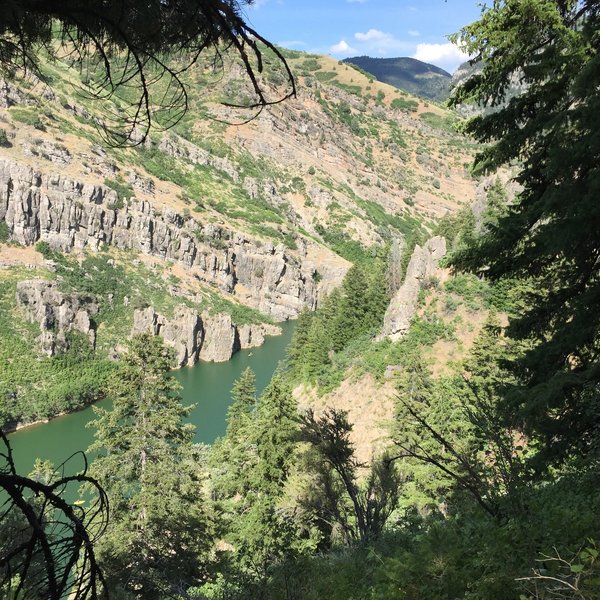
[7, 321, 295, 476]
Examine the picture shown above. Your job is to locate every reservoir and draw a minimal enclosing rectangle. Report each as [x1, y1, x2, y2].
[7, 321, 296, 476]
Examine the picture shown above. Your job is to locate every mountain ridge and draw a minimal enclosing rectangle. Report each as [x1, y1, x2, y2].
[343, 55, 452, 102]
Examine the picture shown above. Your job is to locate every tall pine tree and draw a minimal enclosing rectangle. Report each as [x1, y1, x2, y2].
[89, 334, 211, 599]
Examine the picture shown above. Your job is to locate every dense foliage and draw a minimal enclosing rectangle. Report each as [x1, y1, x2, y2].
[89, 335, 211, 598]
[450, 0, 600, 469]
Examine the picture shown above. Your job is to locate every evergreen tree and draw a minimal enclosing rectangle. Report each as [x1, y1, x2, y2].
[299, 409, 401, 545]
[226, 367, 256, 438]
[450, 0, 600, 467]
[212, 375, 314, 591]
[332, 264, 370, 351]
[88, 334, 211, 599]
[286, 308, 313, 373]
[210, 368, 257, 501]
[365, 255, 391, 329]
[303, 317, 331, 382]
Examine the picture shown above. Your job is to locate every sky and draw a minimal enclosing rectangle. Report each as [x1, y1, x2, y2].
[243, 0, 484, 74]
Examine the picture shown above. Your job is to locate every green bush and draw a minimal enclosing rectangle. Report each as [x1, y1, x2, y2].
[10, 108, 45, 130]
[391, 97, 418, 112]
[0, 221, 9, 243]
[104, 176, 135, 207]
[35, 240, 52, 258]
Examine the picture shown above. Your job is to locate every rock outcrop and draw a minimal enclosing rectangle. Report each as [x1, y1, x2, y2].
[0, 157, 343, 320]
[198, 313, 239, 363]
[132, 306, 203, 367]
[382, 236, 446, 341]
[238, 322, 282, 350]
[16, 278, 98, 355]
[131, 306, 282, 366]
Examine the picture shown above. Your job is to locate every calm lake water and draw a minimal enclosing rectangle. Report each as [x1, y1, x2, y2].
[7, 321, 296, 476]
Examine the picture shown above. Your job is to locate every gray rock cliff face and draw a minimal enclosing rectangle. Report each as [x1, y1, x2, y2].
[382, 236, 446, 341]
[238, 322, 281, 350]
[0, 157, 339, 320]
[132, 306, 204, 367]
[131, 306, 282, 366]
[198, 312, 239, 363]
[16, 278, 98, 356]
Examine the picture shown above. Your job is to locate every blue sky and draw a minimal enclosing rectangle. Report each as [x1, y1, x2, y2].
[244, 0, 484, 73]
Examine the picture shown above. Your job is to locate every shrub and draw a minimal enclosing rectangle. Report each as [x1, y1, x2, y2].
[35, 240, 52, 258]
[0, 221, 9, 243]
[391, 97, 418, 112]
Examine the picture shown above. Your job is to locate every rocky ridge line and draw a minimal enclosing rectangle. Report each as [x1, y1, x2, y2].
[0, 157, 346, 321]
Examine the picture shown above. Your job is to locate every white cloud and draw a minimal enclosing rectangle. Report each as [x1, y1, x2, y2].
[354, 28, 386, 42]
[347, 0, 368, 3]
[330, 39, 357, 54]
[408, 30, 420, 37]
[412, 42, 470, 72]
[351, 29, 411, 56]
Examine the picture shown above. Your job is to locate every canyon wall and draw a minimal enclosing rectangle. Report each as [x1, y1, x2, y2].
[0, 157, 345, 321]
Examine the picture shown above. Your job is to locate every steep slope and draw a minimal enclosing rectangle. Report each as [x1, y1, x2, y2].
[0, 46, 477, 428]
[343, 56, 452, 101]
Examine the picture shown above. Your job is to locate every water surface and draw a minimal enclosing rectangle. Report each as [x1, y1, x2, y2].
[7, 321, 295, 476]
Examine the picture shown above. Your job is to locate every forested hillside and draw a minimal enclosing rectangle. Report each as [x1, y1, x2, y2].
[343, 56, 452, 102]
[1, 0, 599, 599]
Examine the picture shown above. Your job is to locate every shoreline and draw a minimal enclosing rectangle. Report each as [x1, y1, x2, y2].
[4, 323, 289, 436]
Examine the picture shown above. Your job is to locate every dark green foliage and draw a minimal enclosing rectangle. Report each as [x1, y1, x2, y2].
[35, 240, 52, 258]
[288, 255, 391, 385]
[227, 367, 256, 438]
[419, 111, 459, 132]
[0, 270, 115, 428]
[450, 0, 600, 467]
[0, 221, 9, 243]
[435, 206, 476, 253]
[299, 408, 401, 545]
[390, 97, 419, 112]
[208, 374, 316, 594]
[89, 335, 211, 599]
[313, 224, 371, 263]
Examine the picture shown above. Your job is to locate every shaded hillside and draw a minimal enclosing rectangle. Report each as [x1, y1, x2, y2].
[343, 56, 451, 101]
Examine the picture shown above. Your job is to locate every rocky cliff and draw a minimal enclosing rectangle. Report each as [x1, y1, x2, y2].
[382, 236, 447, 341]
[0, 157, 343, 321]
[131, 305, 282, 366]
[16, 278, 98, 356]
